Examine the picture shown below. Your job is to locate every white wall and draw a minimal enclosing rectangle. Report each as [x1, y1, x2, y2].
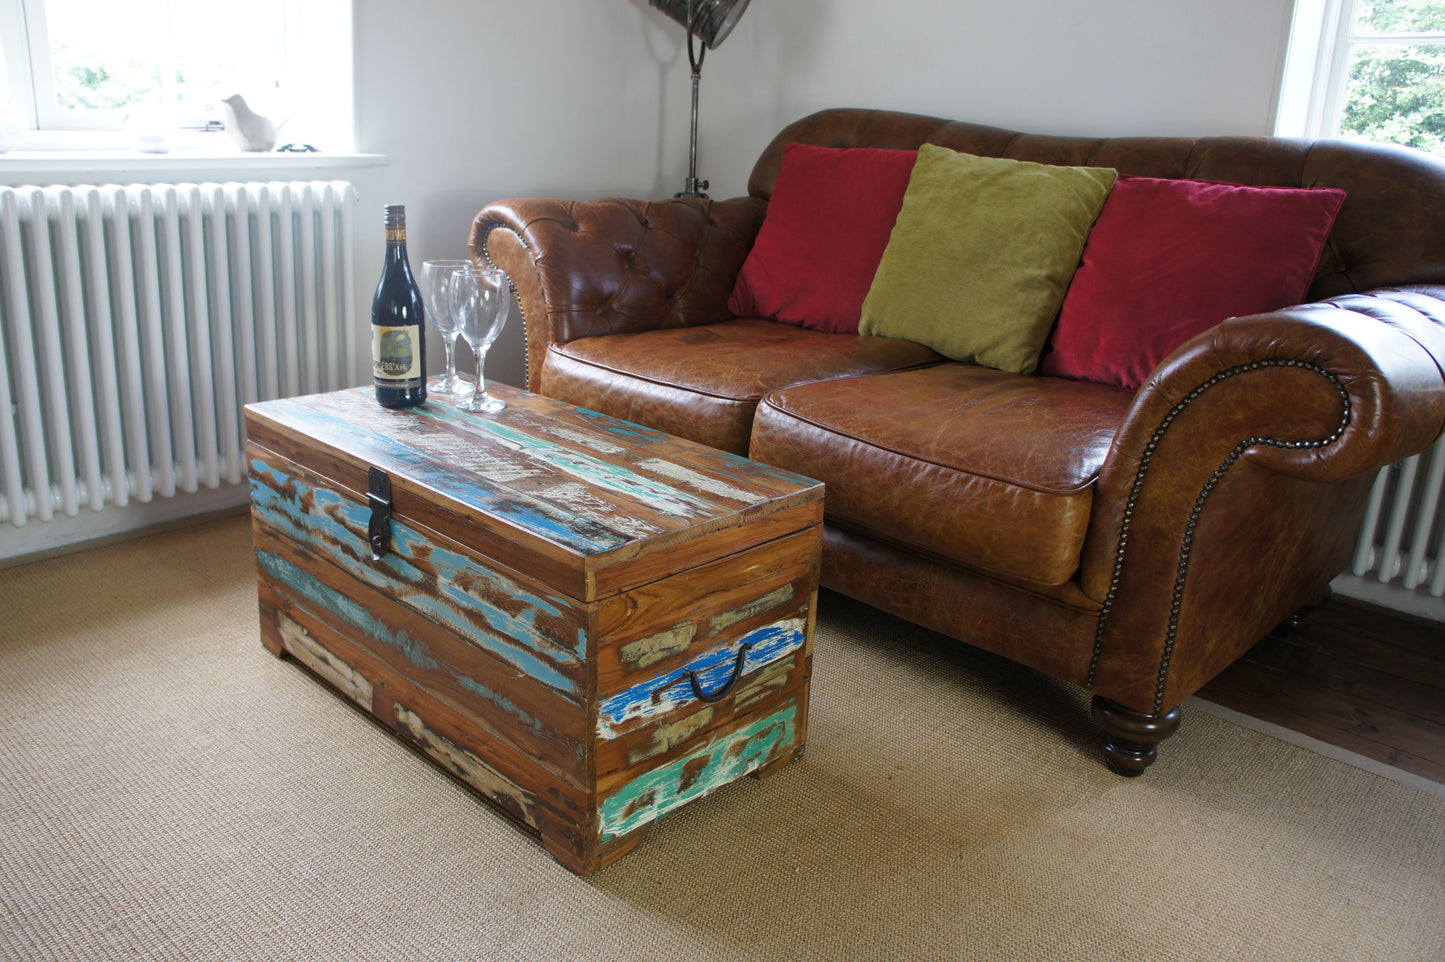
[353, 0, 1298, 389]
[0, 0, 1299, 563]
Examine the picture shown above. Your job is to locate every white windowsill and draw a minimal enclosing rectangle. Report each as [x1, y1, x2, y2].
[0, 150, 390, 182]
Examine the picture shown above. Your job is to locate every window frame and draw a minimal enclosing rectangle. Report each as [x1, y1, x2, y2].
[1277, 0, 1445, 141]
[0, 0, 38, 128]
[1, 0, 123, 131]
[0, 0, 355, 153]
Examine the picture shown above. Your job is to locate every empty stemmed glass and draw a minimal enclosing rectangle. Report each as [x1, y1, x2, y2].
[449, 266, 510, 413]
[420, 259, 471, 394]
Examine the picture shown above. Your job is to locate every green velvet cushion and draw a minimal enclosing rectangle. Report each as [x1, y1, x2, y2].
[859, 144, 1117, 374]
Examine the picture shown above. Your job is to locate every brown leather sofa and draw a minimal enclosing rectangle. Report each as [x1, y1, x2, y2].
[472, 108, 1445, 774]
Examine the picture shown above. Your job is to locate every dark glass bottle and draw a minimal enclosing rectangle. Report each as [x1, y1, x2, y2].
[371, 205, 427, 408]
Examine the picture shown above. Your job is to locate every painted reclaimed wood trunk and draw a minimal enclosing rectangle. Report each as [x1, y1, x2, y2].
[244, 383, 822, 874]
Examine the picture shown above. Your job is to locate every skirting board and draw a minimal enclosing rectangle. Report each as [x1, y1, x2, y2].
[0, 484, 251, 568]
[1330, 572, 1445, 624]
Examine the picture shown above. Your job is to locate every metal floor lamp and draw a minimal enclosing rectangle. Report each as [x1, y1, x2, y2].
[646, 0, 754, 198]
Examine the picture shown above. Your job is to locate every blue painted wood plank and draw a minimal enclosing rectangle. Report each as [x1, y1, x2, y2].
[250, 457, 586, 698]
[249, 394, 636, 556]
[250, 388, 822, 561]
[596, 619, 807, 737]
[422, 399, 777, 509]
[257, 548, 587, 769]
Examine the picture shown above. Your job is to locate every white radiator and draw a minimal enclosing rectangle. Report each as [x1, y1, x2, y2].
[1337, 436, 1445, 621]
[0, 180, 357, 542]
[1347, 440, 1445, 607]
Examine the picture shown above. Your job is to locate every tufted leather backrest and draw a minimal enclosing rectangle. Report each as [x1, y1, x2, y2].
[474, 195, 770, 385]
[747, 108, 1445, 302]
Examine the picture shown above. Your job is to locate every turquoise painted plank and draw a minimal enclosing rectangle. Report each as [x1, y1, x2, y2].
[599, 704, 797, 841]
[454, 417, 721, 518]
[567, 405, 678, 445]
[258, 549, 442, 675]
[396, 398, 759, 516]
[250, 458, 585, 700]
[596, 619, 807, 736]
[257, 548, 574, 755]
[565, 403, 824, 489]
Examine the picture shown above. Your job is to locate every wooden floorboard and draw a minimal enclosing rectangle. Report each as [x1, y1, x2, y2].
[1198, 595, 1445, 787]
[1232, 635, 1445, 725]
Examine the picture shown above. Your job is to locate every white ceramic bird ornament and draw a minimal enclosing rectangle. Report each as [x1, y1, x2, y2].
[221, 94, 281, 152]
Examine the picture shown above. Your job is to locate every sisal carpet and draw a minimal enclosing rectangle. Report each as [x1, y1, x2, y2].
[2, 515, 1443, 961]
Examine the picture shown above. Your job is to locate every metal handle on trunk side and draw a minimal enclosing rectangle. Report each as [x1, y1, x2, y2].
[683, 642, 753, 703]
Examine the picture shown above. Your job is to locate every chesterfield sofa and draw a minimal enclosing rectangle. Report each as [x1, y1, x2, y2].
[471, 108, 1445, 774]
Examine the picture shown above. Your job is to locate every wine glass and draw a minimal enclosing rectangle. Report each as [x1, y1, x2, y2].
[449, 266, 510, 413]
[420, 259, 472, 394]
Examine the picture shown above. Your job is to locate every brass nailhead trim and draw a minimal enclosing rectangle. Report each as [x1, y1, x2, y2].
[481, 223, 532, 388]
[1085, 359, 1352, 714]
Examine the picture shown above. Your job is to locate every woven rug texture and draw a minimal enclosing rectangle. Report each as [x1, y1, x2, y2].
[1, 515, 1442, 961]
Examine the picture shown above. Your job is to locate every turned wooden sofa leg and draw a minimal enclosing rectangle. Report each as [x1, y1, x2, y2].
[1090, 697, 1183, 777]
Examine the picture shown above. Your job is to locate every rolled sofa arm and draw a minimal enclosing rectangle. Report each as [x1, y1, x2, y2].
[471, 195, 768, 392]
[1078, 286, 1445, 714]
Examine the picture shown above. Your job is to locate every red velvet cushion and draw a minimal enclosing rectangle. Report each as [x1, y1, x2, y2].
[728, 143, 918, 334]
[1041, 176, 1346, 390]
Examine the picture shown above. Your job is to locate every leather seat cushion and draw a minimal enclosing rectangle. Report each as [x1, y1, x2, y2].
[541, 318, 942, 454]
[751, 364, 1134, 586]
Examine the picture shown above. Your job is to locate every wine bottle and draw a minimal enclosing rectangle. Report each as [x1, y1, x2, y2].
[371, 204, 427, 408]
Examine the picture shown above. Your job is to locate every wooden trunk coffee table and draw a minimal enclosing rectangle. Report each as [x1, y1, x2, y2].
[244, 383, 822, 874]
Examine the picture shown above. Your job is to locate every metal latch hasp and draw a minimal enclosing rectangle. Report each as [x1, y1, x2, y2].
[367, 466, 392, 562]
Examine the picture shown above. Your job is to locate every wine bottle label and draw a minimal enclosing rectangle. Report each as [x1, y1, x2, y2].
[372, 324, 422, 380]
[386, 228, 406, 243]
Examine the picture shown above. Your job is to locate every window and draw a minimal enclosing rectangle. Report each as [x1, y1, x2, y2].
[1278, 0, 1445, 155]
[0, 0, 352, 151]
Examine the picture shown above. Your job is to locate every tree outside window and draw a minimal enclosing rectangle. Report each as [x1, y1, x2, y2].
[1341, 1, 1445, 154]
